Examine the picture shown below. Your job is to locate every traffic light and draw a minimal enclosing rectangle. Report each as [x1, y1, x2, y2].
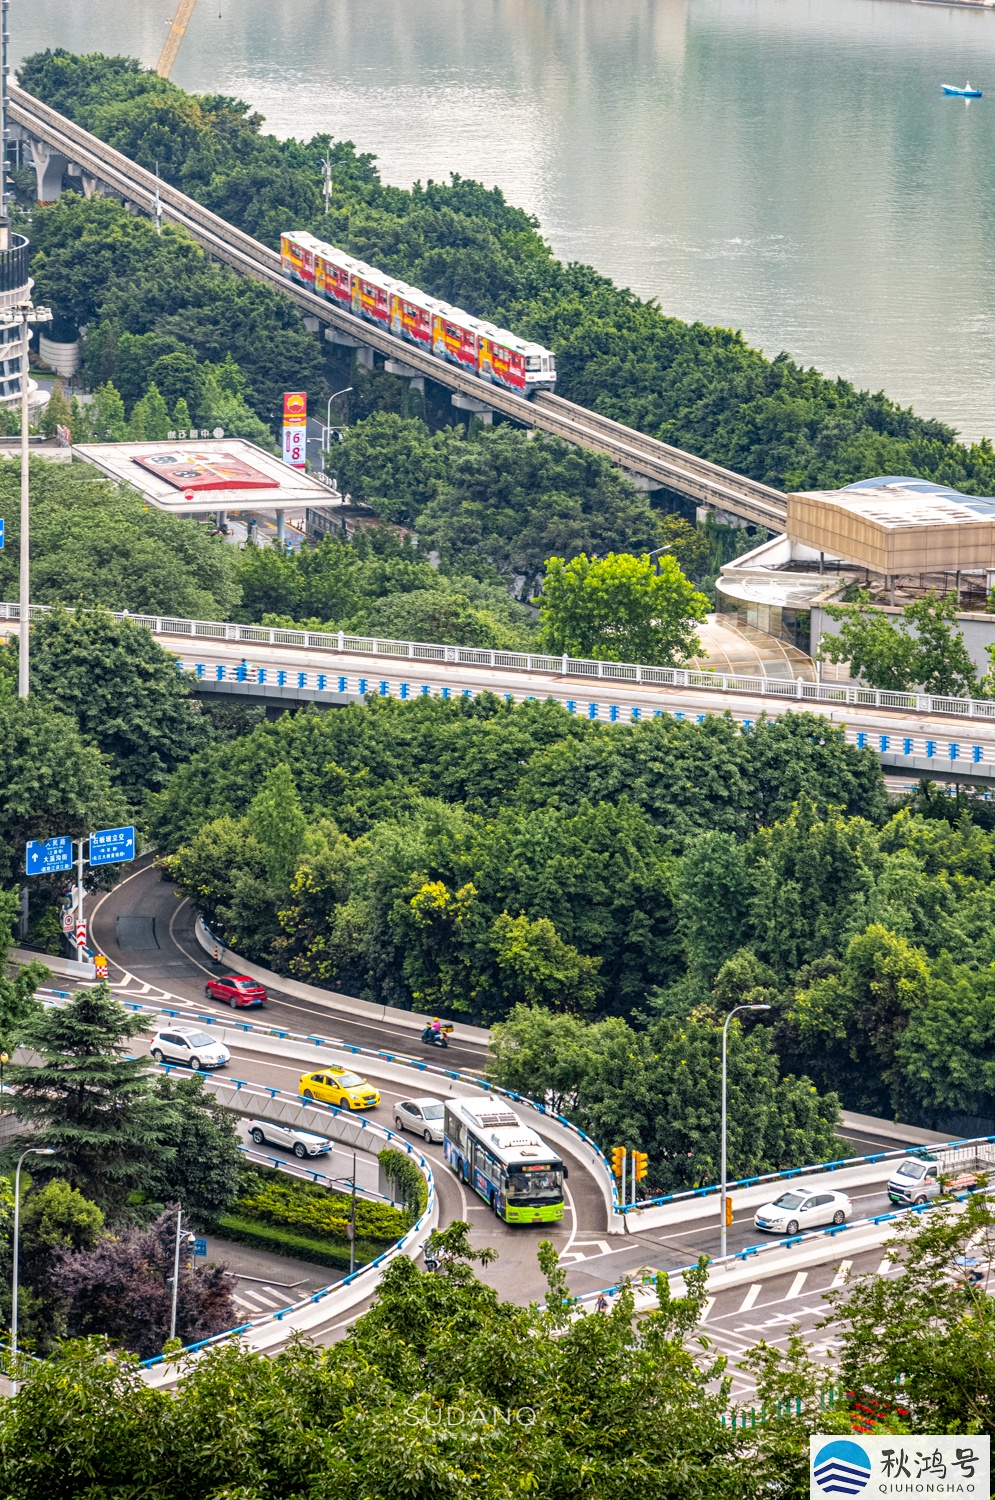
[632, 1151, 649, 1182]
[725, 1195, 734, 1227]
[610, 1146, 626, 1179]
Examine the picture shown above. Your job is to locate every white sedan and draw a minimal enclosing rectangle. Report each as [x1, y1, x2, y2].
[393, 1097, 445, 1143]
[753, 1187, 851, 1235]
[150, 1027, 230, 1071]
[247, 1118, 331, 1159]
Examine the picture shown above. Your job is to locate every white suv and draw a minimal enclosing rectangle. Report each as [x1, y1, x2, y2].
[150, 1027, 230, 1071]
[247, 1118, 331, 1159]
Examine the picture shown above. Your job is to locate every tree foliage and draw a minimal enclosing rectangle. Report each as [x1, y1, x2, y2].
[22, 47, 995, 498]
[819, 589, 979, 696]
[538, 551, 707, 665]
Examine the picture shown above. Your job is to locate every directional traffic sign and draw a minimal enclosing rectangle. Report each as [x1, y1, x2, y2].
[193, 1237, 207, 1258]
[25, 836, 73, 875]
[0, 518, 5, 549]
[89, 825, 136, 866]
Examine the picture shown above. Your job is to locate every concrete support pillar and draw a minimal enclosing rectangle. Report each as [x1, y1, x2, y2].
[325, 328, 363, 349]
[79, 173, 101, 199]
[451, 392, 494, 425]
[385, 358, 426, 393]
[217, 509, 227, 529]
[29, 139, 69, 203]
[276, 509, 285, 545]
[354, 346, 375, 370]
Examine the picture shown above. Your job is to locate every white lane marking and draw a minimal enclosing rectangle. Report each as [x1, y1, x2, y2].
[698, 1296, 715, 1324]
[236, 1285, 292, 1309]
[560, 1178, 579, 1257]
[830, 1260, 852, 1288]
[877, 1257, 893, 1275]
[559, 1238, 613, 1263]
[786, 1271, 808, 1299]
[737, 1282, 762, 1312]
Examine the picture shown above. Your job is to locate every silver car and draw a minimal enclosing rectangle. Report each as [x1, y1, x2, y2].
[247, 1117, 332, 1159]
[393, 1097, 445, 1143]
[753, 1187, 851, 1235]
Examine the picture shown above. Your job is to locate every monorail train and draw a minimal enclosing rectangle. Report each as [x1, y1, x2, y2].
[281, 229, 557, 395]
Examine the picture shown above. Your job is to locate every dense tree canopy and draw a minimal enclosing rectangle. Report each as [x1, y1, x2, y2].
[21, 47, 995, 495]
[538, 551, 707, 664]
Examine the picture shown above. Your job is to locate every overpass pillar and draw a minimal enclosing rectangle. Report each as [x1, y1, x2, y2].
[28, 138, 69, 203]
[451, 392, 494, 425]
[384, 358, 425, 393]
[354, 346, 375, 370]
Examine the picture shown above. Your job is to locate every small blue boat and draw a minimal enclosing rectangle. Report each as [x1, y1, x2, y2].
[942, 81, 983, 96]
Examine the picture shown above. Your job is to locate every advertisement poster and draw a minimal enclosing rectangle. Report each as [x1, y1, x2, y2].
[132, 450, 277, 491]
[283, 390, 307, 470]
[810, 1435, 989, 1496]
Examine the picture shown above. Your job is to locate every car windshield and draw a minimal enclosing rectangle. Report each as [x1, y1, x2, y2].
[336, 1072, 364, 1088]
[898, 1161, 926, 1180]
[772, 1192, 806, 1210]
[422, 1104, 444, 1120]
[506, 1166, 563, 1202]
[185, 1031, 216, 1048]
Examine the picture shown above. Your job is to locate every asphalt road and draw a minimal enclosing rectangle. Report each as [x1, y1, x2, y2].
[88, 860, 608, 1309]
[82, 859, 923, 1378]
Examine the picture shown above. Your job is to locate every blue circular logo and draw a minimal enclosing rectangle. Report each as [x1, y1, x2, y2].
[813, 1441, 872, 1496]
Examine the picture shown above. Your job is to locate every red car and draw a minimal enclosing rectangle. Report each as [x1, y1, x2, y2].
[205, 974, 267, 1008]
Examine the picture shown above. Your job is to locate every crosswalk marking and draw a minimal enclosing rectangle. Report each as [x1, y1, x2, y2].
[737, 1282, 762, 1312]
[786, 1271, 807, 1299]
[234, 1284, 294, 1310]
[698, 1296, 715, 1324]
[830, 1260, 852, 1288]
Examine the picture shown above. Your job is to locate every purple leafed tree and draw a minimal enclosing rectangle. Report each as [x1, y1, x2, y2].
[55, 1207, 238, 1359]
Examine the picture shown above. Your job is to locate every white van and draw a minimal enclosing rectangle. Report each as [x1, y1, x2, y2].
[887, 1158, 940, 1206]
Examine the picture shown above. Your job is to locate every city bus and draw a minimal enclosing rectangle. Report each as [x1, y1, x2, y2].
[443, 1095, 567, 1224]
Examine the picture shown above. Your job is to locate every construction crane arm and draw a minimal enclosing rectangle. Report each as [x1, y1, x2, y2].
[156, 0, 199, 80]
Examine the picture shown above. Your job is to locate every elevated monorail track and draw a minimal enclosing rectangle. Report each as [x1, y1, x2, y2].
[9, 83, 787, 530]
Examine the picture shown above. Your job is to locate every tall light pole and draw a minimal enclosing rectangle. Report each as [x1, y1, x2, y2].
[324, 386, 352, 454]
[11, 1146, 56, 1394]
[11, 299, 52, 699]
[720, 1003, 770, 1259]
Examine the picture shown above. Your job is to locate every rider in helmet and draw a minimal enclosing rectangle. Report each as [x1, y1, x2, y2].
[431, 1016, 442, 1035]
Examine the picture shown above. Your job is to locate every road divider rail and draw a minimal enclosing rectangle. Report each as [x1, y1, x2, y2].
[134, 1070, 437, 1384]
[41, 982, 625, 1231]
[174, 657, 995, 771]
[4, 600, 995, 723]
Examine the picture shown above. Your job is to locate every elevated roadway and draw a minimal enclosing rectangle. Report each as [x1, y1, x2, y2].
[69, 859, 936, 1397]
[8, 83, 786, 530]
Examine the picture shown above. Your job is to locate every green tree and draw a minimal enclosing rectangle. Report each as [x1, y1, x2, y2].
[23, 606, 211, 804]
[538, 551, 707, 665]
[8, 1179, 105, 1353]
[676, 832, 751, 981]
[0, 886, 47, 1051]
[245, 762, 307, 886]
[4, 983, 175, 1215]
[141, 1074, 242, 1228]
[86, 381, 128, 441]
[491, 911, 603, 1012]
[0, 693, 122, 885]
[38, 380, 73, 439]
[171, 396, 193, 432]
[819, 589, 979, 696]
[0, 461, 241, 618]
[828, 1191, 995, 1432]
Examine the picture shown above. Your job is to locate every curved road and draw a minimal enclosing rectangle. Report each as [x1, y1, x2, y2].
[89, 859, 610, 1308]
[85, 860, 915, 1394]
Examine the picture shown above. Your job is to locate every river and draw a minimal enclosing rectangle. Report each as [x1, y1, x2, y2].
[16, 0, 995, 440]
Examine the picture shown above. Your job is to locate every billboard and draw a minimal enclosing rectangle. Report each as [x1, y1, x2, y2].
[132, 450, 278, 492]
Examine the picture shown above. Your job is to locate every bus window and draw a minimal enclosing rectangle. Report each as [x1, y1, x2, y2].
[444, 1108, 468, 1152]
[506, 1167, 563, 1202]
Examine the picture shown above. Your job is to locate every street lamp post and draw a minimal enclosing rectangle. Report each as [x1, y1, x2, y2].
[323, 386, 352, 455]
[9, 299, 52, 700]
[11, 1146, 56, 1394]
[720, 1003, 771, 1259]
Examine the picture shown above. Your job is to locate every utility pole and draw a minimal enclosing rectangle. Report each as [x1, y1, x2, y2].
[17, 313, 29, 698]
[349, 1152, 357, 1275]
[154, 161, 163, 235]
[720, 1003, 770, 1258]
[169, 1204, 183, 1342]
[322, 157, 332, 215]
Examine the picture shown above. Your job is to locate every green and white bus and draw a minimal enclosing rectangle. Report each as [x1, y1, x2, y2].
[443, 1095, 567, 1224]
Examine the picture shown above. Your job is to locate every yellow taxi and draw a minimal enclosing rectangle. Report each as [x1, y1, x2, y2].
[298, 1066, 381, 1111]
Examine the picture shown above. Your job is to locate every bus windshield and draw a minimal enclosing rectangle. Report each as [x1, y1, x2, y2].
[506, 1166, 563, 1203]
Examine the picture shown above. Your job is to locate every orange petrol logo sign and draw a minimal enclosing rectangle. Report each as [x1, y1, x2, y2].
[283, 391, 307, 423]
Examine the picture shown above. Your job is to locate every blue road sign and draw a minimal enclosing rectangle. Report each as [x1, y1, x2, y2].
[193, 1237, 207, 1258]
[0, 518, 5, 549]
[25, 836, 73, 876]
[89, 825, 136, 866]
